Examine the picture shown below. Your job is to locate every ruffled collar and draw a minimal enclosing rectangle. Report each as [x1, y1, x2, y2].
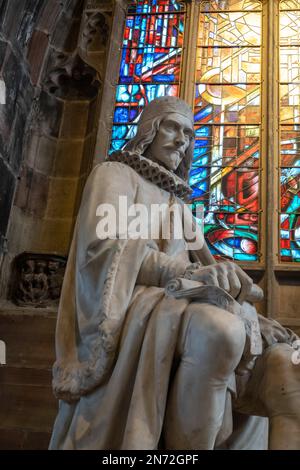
[109, 150, 192, 200]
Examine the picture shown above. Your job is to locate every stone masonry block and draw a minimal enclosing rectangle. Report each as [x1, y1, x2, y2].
[46, 177, 78, 219]
[54, 139, 84, 177]
[60, 101, 89, 139]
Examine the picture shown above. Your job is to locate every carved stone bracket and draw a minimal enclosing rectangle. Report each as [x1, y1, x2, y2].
[44, 50, 100, 99]
[78, 0, 113, 75]
[11, 253, 67, 308]
[81, 11, 110, 51]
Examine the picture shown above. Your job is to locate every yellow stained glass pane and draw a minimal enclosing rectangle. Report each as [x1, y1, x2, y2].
[280, 47, 300, 82]
[280, 84, 300, 123]
[280, 12, 300, 46]
[198, 12, 261, 47]
[281, 126, 300, 167]
[201, 1, 261, 11]
[196, 47, 260, 83]
[194, 125, 260, 167]
[194, 84, 260, 124]
[280, 0, 300, 10]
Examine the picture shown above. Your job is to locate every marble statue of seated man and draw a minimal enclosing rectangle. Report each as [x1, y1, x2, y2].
[49, 96, 300, 450]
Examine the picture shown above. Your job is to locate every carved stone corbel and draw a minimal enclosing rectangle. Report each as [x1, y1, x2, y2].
[43, 50, 100, 99]
[78, 0, 113, 75]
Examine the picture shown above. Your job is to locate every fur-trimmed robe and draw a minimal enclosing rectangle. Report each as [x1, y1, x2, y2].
[49, 160, 268, 450]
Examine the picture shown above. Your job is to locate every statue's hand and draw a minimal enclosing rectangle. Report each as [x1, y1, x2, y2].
[184, 261, 253, 303]
[258, 314, 296, 346]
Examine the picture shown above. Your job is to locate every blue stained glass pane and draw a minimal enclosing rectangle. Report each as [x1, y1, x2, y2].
[281, 230, 289, 239]
[214, 241, 234, 258]
[193, 147, 208, 158]
[194, 107, 213, 123]
[194, 138, 209, 148]
[129, 108, 139, 120]
[116, 86, 130, 102]
[234, 253, 258, 261]
[226, 238, 242, 249]
[195, 126, 210, 137]
[291, 249, 300, 259]
[114, 107, 130, 123]
[112, 125, 128, 139]
[282, 250, 300, 262]
[190, 167, 208, 181]
[192, 181, 208, 192]
[120, 77, 133, 84]
[286, 195, 300, 214]
[109, 140, 126, 153]
[156, 74, 175, 82]
[140, 18, 146, 44]
[127, 126, 138, 139]
[192, 155, 209, 166]
[111, 124, 137, 141]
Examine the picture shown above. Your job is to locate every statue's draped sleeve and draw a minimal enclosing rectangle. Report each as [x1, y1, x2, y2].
[52, 162, 188, 402]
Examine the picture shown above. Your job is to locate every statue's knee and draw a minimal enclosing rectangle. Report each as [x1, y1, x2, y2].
[264, 344, 294, 383]
[185, 303, 246, 373]
[262, 344, 300, 414]
[216, 313, 246, 369]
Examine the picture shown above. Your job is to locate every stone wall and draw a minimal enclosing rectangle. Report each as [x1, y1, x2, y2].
[0, 0, 113, 449]
[0, 0, 113, 299]
[0, 0, 44, 256]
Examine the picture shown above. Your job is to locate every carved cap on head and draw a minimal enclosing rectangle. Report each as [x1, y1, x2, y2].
[138, 96, 194, 126]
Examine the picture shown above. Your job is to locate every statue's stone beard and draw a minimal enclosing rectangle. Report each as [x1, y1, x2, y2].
[147, 151, 183, 172]
[108, 150, 192, 200]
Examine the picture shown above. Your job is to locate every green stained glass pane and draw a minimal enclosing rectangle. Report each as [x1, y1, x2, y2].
[195, 84, 260, 124]
[280, 0, 300, 10]
[281, 125, 300, 166]
[196, 47, 261, 83]
[198, 12, 261, 47]
[200, 1, 261, 11]
[280, 12, 300, 46]
[280, 47, 300, 83]
[280, 84, 300, 123]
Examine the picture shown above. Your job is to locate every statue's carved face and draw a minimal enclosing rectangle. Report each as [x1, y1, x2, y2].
[145, 113, 194, 171]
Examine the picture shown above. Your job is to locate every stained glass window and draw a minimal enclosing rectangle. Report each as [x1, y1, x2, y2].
[279, 1, 300, 262]
[191, 0, 262, 261]
[110, 0, 185, 154]
[109, 0, 300, 265]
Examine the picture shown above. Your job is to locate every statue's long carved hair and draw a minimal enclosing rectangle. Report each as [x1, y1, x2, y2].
[124, 115, 195, 183]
